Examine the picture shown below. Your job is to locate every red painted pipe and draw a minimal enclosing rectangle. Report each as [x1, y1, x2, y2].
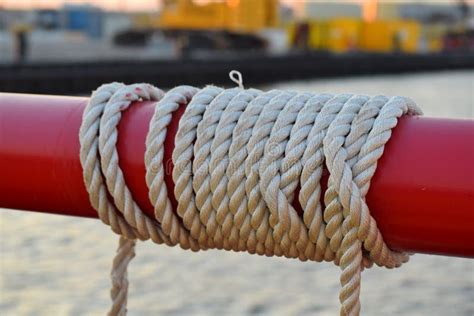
[0, 93, 473, 258]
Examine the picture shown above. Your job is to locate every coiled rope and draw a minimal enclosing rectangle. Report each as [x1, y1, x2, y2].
[79, 73, 421, 316]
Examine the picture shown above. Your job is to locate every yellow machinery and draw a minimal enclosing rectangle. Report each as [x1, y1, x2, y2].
[130, 0, 279, 52]
[132, 0, 427, 54]
[359, 20, 420, 53]
[310, 18, 361, 53]
[135, 0, 278, 33]
[288, 18, 421, 54]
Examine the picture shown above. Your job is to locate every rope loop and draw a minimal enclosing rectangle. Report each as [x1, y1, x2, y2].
[80, 81, 421, 316]
[229, 70, 244, 89]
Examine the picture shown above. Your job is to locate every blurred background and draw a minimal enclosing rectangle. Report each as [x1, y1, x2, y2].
[1, 0, 474, 59]
[0, 1, 473, 315]
[0, 0, 473, 94]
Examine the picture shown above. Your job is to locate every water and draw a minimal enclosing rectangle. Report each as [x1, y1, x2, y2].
[1, 71, 473, 315]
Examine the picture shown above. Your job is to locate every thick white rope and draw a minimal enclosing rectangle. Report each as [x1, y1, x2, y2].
[145, 85, 201, 251]
[227, 90, 282, 256]
[79, 76, 421, 316]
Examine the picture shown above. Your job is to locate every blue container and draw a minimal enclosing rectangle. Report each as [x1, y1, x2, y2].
[64, 6, 103, 38]
[86, 10, 103, 39]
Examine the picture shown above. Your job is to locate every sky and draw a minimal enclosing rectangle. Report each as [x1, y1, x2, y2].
[0, 0, 469, 12]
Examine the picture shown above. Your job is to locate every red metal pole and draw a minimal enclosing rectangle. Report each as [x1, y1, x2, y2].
[0, 93, 473, 258]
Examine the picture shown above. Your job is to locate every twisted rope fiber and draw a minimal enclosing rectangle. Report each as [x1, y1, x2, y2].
[79, 77, 421, 316]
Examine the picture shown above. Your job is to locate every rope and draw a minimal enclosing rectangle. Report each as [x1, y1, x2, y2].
[229, 70, 244, 89]
[79, 74, 421, 316]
